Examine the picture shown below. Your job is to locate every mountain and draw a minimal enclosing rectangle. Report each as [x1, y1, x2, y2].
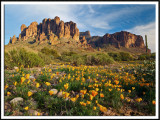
[8, 16, 151, 54]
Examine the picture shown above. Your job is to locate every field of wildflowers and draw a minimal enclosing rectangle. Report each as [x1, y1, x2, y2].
[4, 60, 156, 116]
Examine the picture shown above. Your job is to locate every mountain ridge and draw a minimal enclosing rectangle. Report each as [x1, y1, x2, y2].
[8, 16, 151, 53]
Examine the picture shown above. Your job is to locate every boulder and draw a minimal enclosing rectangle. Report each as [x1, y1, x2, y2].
[10, 97, 24, 106]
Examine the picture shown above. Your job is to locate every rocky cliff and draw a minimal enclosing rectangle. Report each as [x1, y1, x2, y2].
[10, 16, 80, 45]
[89, 31, 148, 49]
[102, 31, 145, 48]
[80, 31, 91, 40]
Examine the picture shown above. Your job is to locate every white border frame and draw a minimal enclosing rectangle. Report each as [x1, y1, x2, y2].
[1, 1, 159, 119]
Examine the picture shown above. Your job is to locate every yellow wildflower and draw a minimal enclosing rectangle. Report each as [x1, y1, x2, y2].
[28, 91, 33, 97]
[24, 106, 29, 110]
[132, 87, 135, 90]
[87, 101, 91, 105]
[33, 78, 36, 82]
[37, 112, 41, 116]
[128, 90, 131, 93]
[109, 89, 112, 92]
[80, 102, 86, 106]
[7, 92, 11, 96]
[99, 105, 107, 112]
[48, 69, 52, 72]
[26, 74, 30, 79]
[76, 94, 79, 99]
[49, 90, 54, 96]
[120, 94, 124, 100]
[16, 68, 19, 72]
[70, 97, 76, 102]
[136, 98, 142, 102]
[100, 93, 104, 98]
[45, 82, 51, 86]
[80, 89, 87, 95]
[152, 100, 155, 105]
[5, 85, 8, 90]
[93, 106, 96, 110]
[114, 80, 119, 85]
[13, 81, 17, 86]
[90, 95, 94, 101]
[95, 88, 99, 92]
[92, 90, 98, 97]
[21, 77, 25, 84]
[64, 83, 69, 90]
[27, 80, 30, 84]
[64, 92, 70, 98]
[36, 83, 40, 88]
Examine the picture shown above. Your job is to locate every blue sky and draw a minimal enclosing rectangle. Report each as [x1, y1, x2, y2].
[4, 4, 156, 52]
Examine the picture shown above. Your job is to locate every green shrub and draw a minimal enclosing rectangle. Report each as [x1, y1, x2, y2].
[108, 52, 121, 61]
[150, 53, 155, 60]
[119, 52, 133, 61]
[61, 51, 77, 56]
[38, 52, 52, 65]
[88, 53, 114, 65]
[60, 53, 114, 66]
[4, 52, 12, 69]
[108, 52, 133, 61]
[5, 48, 44, 69]
[138, 53, 155, 60]
[41, 47, 60, 58]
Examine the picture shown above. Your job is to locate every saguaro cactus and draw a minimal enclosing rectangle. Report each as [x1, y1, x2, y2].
[145, 35, 148, 53]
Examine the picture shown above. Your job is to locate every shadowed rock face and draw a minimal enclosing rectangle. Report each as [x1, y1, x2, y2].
[91, 31, 145, 49]
[17, 16, 79, 42]
[9, 35, 17, 44]
[80, 31, 91, 40]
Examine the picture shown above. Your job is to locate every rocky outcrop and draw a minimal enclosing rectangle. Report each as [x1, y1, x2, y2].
[9, 35, 17, 44]
[89, 31, 146, 49]
[12, 16, 80, 44]
[80, 36, 87, 44]
[80, 31, 91, 40]
[102, 31, 145, 48]
[19, 22, 38, 41]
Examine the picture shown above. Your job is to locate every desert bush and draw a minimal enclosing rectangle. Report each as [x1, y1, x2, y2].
[60, 53, 114, 66]
[85, 53, 114, 65]
[138, 53, 155, 60]
[38, 52, 52, 65]
[41, 47, 60, 58]
[108, 52, 121, 61]
[5, 48, 44, 69]
[119, 52, 133, 61]
[108, 52, 133, 61]
[61, 51, 77, 56]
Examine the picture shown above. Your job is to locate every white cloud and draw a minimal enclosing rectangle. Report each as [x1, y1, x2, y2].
[88, 5, 95, 14]
[126, 22, 156, 53]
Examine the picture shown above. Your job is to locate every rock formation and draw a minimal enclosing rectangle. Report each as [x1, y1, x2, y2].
[9, 35, 17, 44]
[102, 31, 145, 48]
[89, 31, 146, 49]
[80, 31, 91, 40]
[14, 16, 80, 43]
[9, 17, 150, 52]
